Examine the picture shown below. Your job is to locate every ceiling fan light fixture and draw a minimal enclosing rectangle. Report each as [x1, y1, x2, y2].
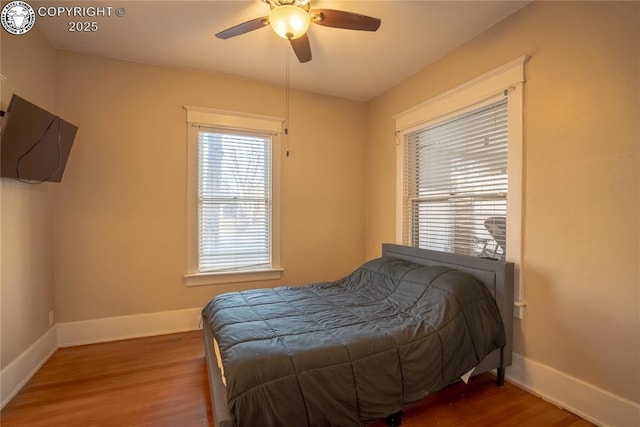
[269, 5, 311, 40]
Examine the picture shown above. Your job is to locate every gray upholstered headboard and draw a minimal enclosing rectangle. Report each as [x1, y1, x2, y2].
[382, 243, 515, 375]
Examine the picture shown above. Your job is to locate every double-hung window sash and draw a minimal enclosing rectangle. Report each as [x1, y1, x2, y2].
[198, 129, 272, 273]
[403, 98, 508, 259]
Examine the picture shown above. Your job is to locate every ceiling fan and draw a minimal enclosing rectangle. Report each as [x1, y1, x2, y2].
[215, 0, 381, 63]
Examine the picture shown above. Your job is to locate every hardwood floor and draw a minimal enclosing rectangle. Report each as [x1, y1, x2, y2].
[1, 331, 212, 427]
[1, 331, 594, 427]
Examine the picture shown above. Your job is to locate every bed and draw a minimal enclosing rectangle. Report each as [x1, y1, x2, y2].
[201, 243, 514, 427]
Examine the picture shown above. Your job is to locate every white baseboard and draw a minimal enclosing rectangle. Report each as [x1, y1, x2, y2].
[507, 353, 640, 427]
[1, 326, 58, 410]
[56, 307, 202, 347]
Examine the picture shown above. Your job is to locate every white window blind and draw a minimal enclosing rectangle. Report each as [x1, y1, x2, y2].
[403, 98, 508, 259]
[198, 129, 272, 272]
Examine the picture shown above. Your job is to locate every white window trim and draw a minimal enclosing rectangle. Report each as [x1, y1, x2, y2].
[394, 56, 529, 318]
[184, 106, 284, 286]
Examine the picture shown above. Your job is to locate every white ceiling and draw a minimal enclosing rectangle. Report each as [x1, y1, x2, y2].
[34, 0, 530, 101]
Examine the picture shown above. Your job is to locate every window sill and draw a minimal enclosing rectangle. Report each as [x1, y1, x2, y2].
[184, 268, 284, 287]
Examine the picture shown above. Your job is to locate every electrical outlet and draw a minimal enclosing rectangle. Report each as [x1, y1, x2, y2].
[49, 310, 54, 326]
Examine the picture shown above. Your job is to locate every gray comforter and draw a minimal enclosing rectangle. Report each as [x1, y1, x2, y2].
[201, 256, 505, 426]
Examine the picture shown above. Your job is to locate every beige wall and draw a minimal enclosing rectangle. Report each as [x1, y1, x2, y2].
[51, 51, 367, 322]
[366, 1, 639, 403]
[0, 29, 57, 368]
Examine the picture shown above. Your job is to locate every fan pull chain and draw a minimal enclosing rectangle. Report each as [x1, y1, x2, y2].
[285, 46, 291, 158]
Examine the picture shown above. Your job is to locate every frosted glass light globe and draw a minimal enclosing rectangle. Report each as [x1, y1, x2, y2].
[269, 6, 311, 40]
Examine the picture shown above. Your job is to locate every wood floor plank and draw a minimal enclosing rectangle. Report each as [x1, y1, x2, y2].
[1, 331, 594, 426]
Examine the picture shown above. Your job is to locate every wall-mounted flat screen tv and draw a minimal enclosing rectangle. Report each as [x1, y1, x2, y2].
[1, 94, 78, 183]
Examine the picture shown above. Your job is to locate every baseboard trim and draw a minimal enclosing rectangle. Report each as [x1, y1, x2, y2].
[507, 353, 640, 427]
[1, 326, 58, 410]
[57, 307, 202, 347]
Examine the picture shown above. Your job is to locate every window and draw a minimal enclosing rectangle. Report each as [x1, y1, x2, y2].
[198, 130, 271, 271]
[184, 107, 283, 286]
[403, 98, 508, 259]
[395, 56, 527, 317]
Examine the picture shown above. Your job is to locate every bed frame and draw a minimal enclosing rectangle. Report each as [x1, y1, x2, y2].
[203, 243, 514, 427]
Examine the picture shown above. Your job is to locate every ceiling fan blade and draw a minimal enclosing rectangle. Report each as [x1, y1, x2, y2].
[310, 9, 381, 31]
[215, 16, 269, 39]
[290, 34, 312, 63]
